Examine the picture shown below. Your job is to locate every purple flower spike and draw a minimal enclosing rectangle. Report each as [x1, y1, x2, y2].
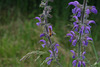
[72, 60, 77, 66]
[82, 61, 86, 67]
[40, 39, 46, 48]
[86, 9, 90, 15]
[78, 61, 81, 67]
[68, 1, 79, 7]
[73, 16, 79, 22]
[40, 33, 45, 37]
[87, 20, 95, 25]
[91, 6, 98, 14]
[70, 50, 76, 58]
[72, 39, 77, 46]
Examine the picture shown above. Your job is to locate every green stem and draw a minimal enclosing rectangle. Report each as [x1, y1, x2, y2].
[44, 1, 62, 67]
[78, 0, 87, 59]
[78, 33, 81, 58]
[81, 0, 87, 24]
[91, 41, 98, 60]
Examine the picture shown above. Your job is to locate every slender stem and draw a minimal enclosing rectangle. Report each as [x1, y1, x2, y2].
[91, 41, 98, 60]
[78, 0, 87, 59]
[44, 1, 62, 67]
[44, 0, 55, 59]
[81, 0, 87, 24]
[78, 33, 81, 58]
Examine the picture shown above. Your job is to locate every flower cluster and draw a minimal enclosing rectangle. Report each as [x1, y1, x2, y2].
[67, 0, 97, 67]
[70, 50, 86, 67]
[35, 0, 60, 65]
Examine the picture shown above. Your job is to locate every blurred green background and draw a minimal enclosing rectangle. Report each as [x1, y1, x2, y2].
[0, 0, 100, 67]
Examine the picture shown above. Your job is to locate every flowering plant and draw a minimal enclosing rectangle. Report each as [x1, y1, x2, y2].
[35, 0, 62, 66]
[67, 0, 98, 67]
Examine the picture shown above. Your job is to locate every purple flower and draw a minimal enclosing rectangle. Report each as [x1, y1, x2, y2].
[86, 37, 93, 41]
[76, 8, 81, 17]
[86, 9, 90, 15]
[72, 8, 77, 14]
[82, 40, 88, 46]
[40, 33, 45, 37]
[85, 26, 90, 33]
[73, 24, 79, 32]
[85, 40, 88, 46]
[76, 8, 81, 12]
[73, 16, 79, 22]
[73, 22, 77, 25]
[46, 57, 53, 65]
[66, 33, 74, 42]
[35, 17, 41, 26]
[83, 37, 92, 46]
[67, 31, 76, 43]
[72, 39, 77, 46]
[66, 33, 73, 37]
[72, 7, 81, 17]
[78, 61, 81, 67]
[70, 50, 76, 58]
[70, 31, 75, 36]
[49, 50, 53, 57]
[40, 39, 46, 48]
[82, 51, 86, 55]
[87, 20, 95, 25]
[77, 11, 81, 17]
[48, 25, 52, 31]
[82, 61, 86, 67]
[68, 1, 79, 7]
[46, 50, 53, 65]
[82, 51, 86, 59]
[54, 43, 59, 53]
[90, 6, 97, 14]
[72, 60, 77, 66]
[47, 59, 52, 65]
[79, 26, 84, 34]
[82, 40, 85, 46]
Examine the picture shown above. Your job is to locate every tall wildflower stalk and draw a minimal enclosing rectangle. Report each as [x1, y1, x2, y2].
[35, 0, 62, 66]
[67, 0, 98, 67]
